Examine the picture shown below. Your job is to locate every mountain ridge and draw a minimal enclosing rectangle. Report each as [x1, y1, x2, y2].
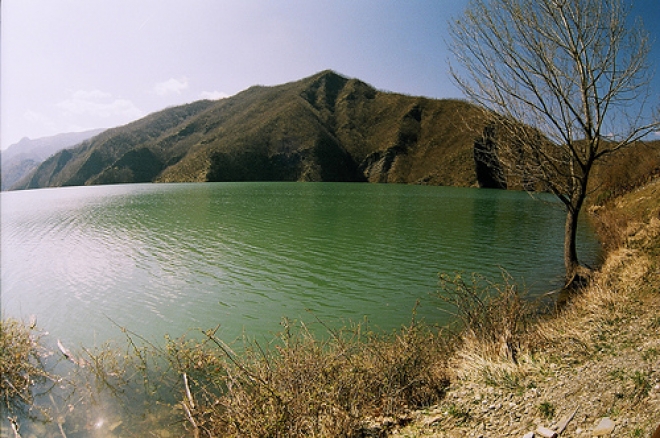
[10, 71, 498, 190]
[1, 128, 105, 190]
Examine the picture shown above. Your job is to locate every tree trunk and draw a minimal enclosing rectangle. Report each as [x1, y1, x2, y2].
[563, 187, 591, 288]
[564, 206, 581, 285]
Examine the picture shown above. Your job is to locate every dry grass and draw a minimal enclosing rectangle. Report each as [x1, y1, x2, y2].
[530, 180, 660, 375]
[165, 319, 451, 437]
[0, 318, 56, 430]
[14, 316, 452, 437]
[436, 179, 660, 395]
[435, 272, 539, 387]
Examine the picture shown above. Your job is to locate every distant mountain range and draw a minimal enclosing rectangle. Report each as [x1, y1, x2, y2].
[1, 129, 105, 190]
[9, 71, 495, 191]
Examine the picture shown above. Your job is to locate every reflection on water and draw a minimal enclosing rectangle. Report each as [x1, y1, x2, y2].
[1, 183, 601, 347]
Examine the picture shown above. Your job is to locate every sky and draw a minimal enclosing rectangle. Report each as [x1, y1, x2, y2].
[1, 0, 659, 150]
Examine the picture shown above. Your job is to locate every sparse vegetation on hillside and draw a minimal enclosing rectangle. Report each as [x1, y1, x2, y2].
[1, 129, 106, 190]
[12, 71, 495, 190]
[591, 140, 660, 205]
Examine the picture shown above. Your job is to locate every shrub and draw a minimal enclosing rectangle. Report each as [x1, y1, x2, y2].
[538, 401, 555, 420]
[4, 316, 451, 436]
[436, 272, 533, 365]
[166, 319, 451, 437]
[0, 318, 55, 428]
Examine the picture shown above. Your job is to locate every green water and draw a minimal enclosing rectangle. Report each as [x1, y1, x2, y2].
[2, 182, 600, 346]
[1, 182, 602, 436]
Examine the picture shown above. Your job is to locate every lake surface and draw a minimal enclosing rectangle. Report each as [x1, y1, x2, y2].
[1, 182, 600, 347]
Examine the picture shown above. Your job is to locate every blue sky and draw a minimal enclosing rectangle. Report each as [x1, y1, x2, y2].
[1, 0, 658, 149]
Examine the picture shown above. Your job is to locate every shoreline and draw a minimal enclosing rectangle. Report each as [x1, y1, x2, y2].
[2, 178, 658, 437]
[390, 178, 660, 437]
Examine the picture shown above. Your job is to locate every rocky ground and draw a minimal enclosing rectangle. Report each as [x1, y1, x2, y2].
[392, 301, 660, 437]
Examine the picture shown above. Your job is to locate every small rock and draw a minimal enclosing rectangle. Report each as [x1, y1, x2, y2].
[592, 417, 615, 436]
[422, 415, 443, 426]
[535, 426, 557, 438]
[536, 426, 557, 438]
[523, 432, 535, 438]
[109, 420, 123, 432]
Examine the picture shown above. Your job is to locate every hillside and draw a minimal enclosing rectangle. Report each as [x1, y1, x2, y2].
[12, 71, 492, 190]
[1, 128, 105, 190]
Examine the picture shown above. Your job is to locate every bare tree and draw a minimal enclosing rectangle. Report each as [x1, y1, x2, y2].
[450, 0, 659, 285]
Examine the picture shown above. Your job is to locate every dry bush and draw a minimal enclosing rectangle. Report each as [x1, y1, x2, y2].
[437, 273, 533, 363]
[168, 319, 451, 437]
[12, 317, 450, 437]
[591, 141, 660, 205]
[589, 204, 633, 252]
[436, 272, 537, 385]
[0, 318, 56, 430]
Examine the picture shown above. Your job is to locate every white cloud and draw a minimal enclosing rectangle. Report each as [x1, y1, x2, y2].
[153, 77, 189, 96]
[654, 131, 660, 138]
[71, 89, 112, 100]
[200, 90, 229, 100]
[57, 89, 143, 119]
[24, 109, 57, 129]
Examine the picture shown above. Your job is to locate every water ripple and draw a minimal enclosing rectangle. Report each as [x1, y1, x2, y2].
[1, 183, 600, 346]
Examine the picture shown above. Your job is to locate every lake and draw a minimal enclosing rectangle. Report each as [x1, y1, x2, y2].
[1, 182, 601, 347]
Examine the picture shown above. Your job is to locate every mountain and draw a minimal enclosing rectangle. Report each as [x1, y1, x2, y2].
[1, 129, 105, 190]
[12, 71, 496, 190]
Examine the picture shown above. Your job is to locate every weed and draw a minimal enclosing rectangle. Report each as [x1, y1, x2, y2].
[609, 369, 627, 381]
[1, 312, 454, 437]
[538, 401, 555, 420]
[631, 427, 645, 437]
[164, 318, 452, 437]
[0, 318, 56, 425]
[436, 271, 533, 365]
[447, 403, 471, 424]
[631, 371, 651, 398]
[642, 347, 659, 362]
[649, 316, 660, 329]
[482, 368, 524, 392]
